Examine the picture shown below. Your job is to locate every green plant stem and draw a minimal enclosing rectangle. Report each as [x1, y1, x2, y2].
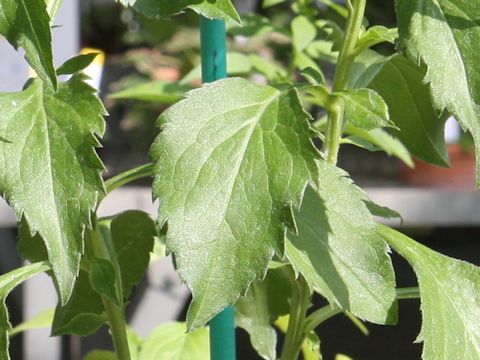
[304, 304, 342, 334]
[279, 277, 311, 360]
[396, 287, 420, 300]
[89, 231, 131, 360]
[323, 0, 367, 164]
[104, 163, 154, 193]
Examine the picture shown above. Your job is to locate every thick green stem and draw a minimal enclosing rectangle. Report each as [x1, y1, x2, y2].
[323, 0, 367, 164]
[89, 231, 131, 360]
[279, 277, 310, 360]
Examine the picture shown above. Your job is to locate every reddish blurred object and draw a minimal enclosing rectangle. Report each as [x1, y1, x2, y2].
[401, 144, 475, 189]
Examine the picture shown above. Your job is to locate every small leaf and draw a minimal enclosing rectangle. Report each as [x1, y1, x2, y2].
[110, 211, 156, 299]
[301, 67, 326, 86]
[109, 81, 191, 104]
[0, 0, 57, 88]
[262, 0, 286, 8]
[396, 0, 480, 183]
[0, 75, 106, 304]
[336, 89, 391, 130]
[139, 322, 209, 360]
[57, 53, 98, 76]
[292, 16, 317, 52]
[236, 267, 294, 360]
[379, 225, 480, 360]
[190, 0, 240, 24]
[226, 52, 253, 75]
[228, 14, 276, 37]
[250, 55, 288, 82]
[365, 201, 402, 222]
[52, 271, 106, 336]
[0, 262, 50, 360]
[287, 161, 397, 325]
[151, 78, 319, 329]
[89, 258, 120, 306]
[356, 26, 398, 53]
[9, 308, 54, 337]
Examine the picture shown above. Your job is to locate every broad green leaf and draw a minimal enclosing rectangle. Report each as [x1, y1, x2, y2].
[89, 258, 120, 306]
[336, 89, 391, 130]
[151, 77, 319, 329]
[109, 81, 191, 104]
[139, 322, 209, 360]
[292, 16, 317, 52]
[348, 50, 387, 89]
[396, 0, 480, 183]
[368, 55, 448, 166]
[235, 267, 293, 360]
[378, 225, 480, 360]
[52, 270, 106, 336]
[0, 262, 50, 360]
[18, 219, 48, 264]
[0, 75, 106, 304]
[9, 308, 54, 337]
[57, 53, 98, 76]
[287, 162, 397, 325]
[124, 0, 240, 24]
[110, 211, 156, 299]
[0, 0, 57, 88]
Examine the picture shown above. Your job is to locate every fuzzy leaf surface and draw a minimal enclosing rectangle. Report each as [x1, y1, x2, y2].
[396, 0, 480, 183]
[151, 77, 319, 329]
[235, 267, 293, 360]
[336, 89, 390, 130]
[0, 0, 56, 88]
[0, 262, 50, 360]
[369, 55, 448, 166]
[0, 75, 105, 304]
[287, 162, 397, 325]
[379, 225, 480, 360]
[139, 322, 209, 360]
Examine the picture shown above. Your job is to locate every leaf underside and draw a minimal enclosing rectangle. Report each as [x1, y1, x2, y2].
[396, 0, 480, 183]
[151, 77, 319, 329]
[0, 75, 106, 303]
[287, 161, 397, 325]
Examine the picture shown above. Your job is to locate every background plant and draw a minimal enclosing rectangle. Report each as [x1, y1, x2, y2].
[1, 0, 480, 359]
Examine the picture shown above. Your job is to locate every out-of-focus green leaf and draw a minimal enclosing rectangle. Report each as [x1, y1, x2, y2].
[292, 16, 317, 52]
[9, 308, 55, 337]
[109, 81, 191, 104]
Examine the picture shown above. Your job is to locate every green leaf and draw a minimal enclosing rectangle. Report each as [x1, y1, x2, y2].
[110, 211, 156, 299]
[250, 55, 288, 82]
[396, 0, 480, 183]
[342, 124, 413, 167]
[378, 225, 480, 360]
[292, 16, 317, 52]
[0, 0, 57, 88]
[356, 26, 398, 53]
[84, 351, 118, 360]
[151, 77, 319, 329]
[190, 0, 240, 24]
[235, 267, 294, 360]
[45, 0, 63, 20]
[369, 55, 448, 166]
[57, 53, 98, 76]
[336, 89, 391, 130]
[125, 0, 240, 24]
[365, 201, 402, 222]
[52, 270, 106, 336]
[0, 262, 50, 360]
[9, 308, 54, 337]
[287, 162, 397, 325]
[18, 219, 49, 264]
[226, 52, 253, 75]
[228, 14, 276, 37]
[89, 258, 121, 306]
[0, 75, 106, 304]
[262, 0, 286, 8]
[109, 81, 191, 104]
[139, 322, 209, 360]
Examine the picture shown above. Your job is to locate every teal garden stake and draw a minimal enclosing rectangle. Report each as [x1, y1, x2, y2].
[200, 17, 237, 360]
